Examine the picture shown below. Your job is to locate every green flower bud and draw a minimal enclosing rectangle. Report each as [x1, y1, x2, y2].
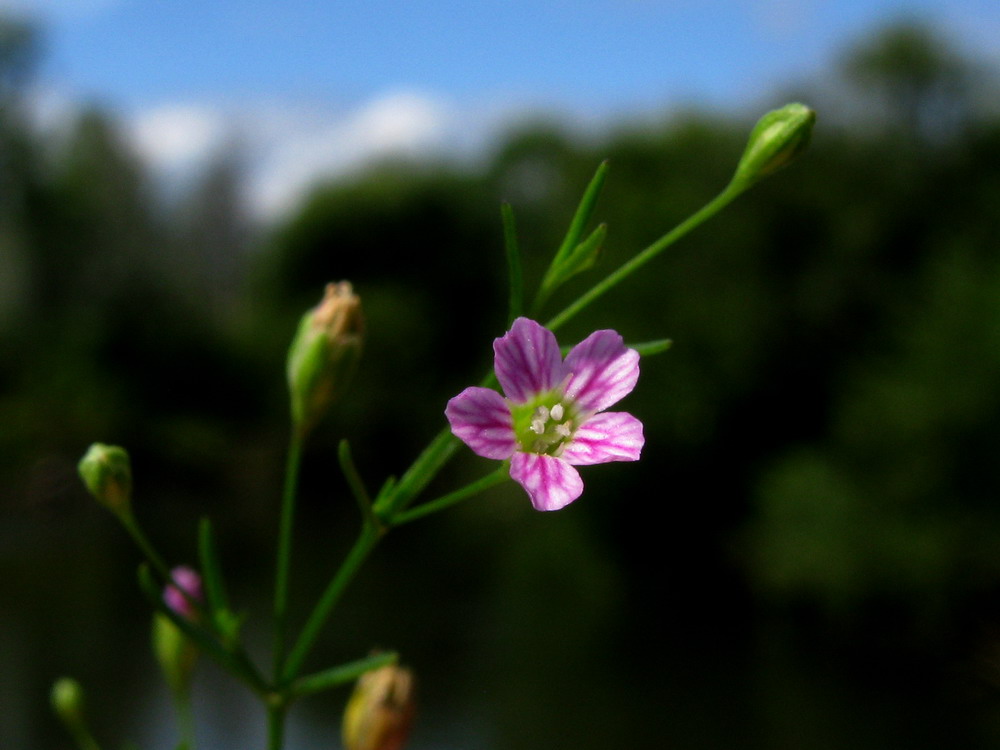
[77, 443, 132, 514]
[51, 677, 87, 730]
[152, 612, 199, 695]
[732, 102, 816, 190]
[51, 677, 101, 750]
[287, 281, 364, 433]
[342, 664, 416, 750]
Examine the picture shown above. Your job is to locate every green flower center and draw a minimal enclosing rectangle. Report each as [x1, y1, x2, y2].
[510, 392, 577, 456]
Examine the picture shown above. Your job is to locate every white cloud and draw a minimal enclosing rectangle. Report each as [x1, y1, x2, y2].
[24, 83, 637, 223]
[84, 89, 561, 222]
[128, 104, 229, 174]
[242, 91, 462, 221]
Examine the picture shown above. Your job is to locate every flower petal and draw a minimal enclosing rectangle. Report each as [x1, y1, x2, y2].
[494, 317, 565, 403]
[509, 452, 584, 511]
[560, 411, 644, 465]
[563, 329, 640, 413]
[445, 387, 517, 459]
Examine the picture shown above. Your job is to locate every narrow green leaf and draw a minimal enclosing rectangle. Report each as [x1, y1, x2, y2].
[631, 338, 674, 357]
[376, 475, 396, 501]
[291, 651, 399, 699]
[501, 202, 524, 324]
[198, 517, 230, 615]
[542, 223, 606, 295]
[565, 223, 606, 271]
[339, 439, 375, 524]
[552, 160, 608, 268]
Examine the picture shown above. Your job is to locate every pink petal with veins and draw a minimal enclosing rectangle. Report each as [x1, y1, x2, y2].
[494, 317, 565, 403]
[561, 411, 644, 465]
[446, 387, 517, 459]
[563, 330, 640, 413]
[509, 452, 584, 511]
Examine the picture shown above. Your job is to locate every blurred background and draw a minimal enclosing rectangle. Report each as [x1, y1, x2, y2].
[4, 2, 1000, 748]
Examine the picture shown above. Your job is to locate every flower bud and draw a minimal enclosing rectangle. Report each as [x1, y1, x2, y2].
[51, 677, 103, 750]
[287, 281, 364, 433]
[732, 102, 815, 190]
[78, 442, 132, 514]
[343, 664, 416, 750]
[164, 565, 204, 621]
[51, 677, 87, 730]
[152, 612, 199, 695]
[154, 566, 203, 693]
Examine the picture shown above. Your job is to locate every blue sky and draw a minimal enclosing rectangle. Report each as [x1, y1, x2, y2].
[7, 0, 999, 218]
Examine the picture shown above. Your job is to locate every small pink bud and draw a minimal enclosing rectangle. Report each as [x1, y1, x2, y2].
[163, 565, 203, 620]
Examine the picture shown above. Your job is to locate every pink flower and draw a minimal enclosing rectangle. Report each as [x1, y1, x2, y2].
[446, 317, 644, 511]
[163, 565, 203, 620]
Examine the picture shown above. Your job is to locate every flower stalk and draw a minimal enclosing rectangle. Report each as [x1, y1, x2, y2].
[61, 103, 812, 750]
[272, 428, 305, 681]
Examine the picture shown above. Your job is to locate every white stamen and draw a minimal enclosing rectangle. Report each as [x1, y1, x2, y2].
[550, 403, 564, 421]
[529, 405, 549, 434]
[555, 422, 572, 438]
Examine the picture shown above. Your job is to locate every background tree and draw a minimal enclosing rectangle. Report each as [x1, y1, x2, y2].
[6, 14, 1000, 750]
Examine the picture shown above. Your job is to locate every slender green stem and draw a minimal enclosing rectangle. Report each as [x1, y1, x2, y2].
[376, 427, 461, 518]
[198, 518, 230, 616]
[172, 687, 196, 750]
[390, 467, 509, 526]
[545, 183, 743, 332]
[118, 511, 171, 581]
[266, 699, 286, 750]
[71, 728, 102, 750]
[339, 439, 376, 525]
[291, 651, 399, 699]
[273, 429, 306, 680]
[282, 523, 381, 683]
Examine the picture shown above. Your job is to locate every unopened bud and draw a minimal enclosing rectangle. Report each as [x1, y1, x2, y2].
[51, 676, 102, 750]
[153, 566, 204, 694]
[287, 281, 364, 433]
[343, 664, 416, 750]
[164, 565, 203, 621]
[153, 612, 199, 695]
[732, 102, 815, 190]
[78, 443, 132, 514]
[51, 677, 87, 730]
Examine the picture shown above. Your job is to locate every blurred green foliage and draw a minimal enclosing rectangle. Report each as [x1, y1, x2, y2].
[5, 14, 1000, 750]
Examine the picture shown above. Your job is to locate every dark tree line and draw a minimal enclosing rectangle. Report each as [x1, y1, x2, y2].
[5, 15, 1000, 750]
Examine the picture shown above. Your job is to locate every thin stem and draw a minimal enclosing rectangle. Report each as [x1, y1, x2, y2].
[291, 651, 399, 699]
[198, 517, 230, 616]
[118, 511, 171, 582]
[339, 439, 376, 525]
[66, 723, 102, 750]
[272, 429, 305, 680]
[266, 700, 287, 750]
[281, 523, 381, 683]
[172, 687, 196, 750]
[376, 426, 461, 518]
[390, 467, 509, 526]
[545, 184, 743, 332]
